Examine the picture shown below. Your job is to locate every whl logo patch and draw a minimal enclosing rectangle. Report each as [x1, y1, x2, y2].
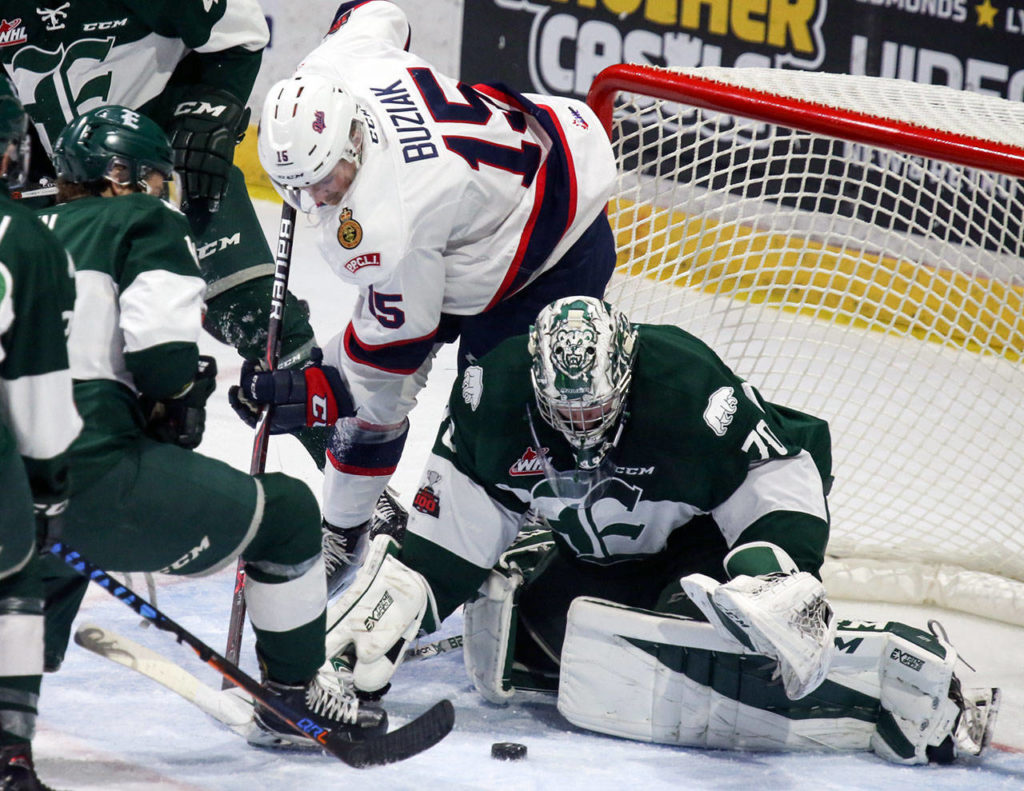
[509, 446, 547, 476]
[0, 19, 28, 47]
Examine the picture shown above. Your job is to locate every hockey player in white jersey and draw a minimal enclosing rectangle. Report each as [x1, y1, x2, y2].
[233, 0, 619, 594]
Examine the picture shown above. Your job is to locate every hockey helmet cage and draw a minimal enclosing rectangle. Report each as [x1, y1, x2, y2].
[529, 297, 638, 470]
[258, 74, 366, 210]
[0, 77, 30, 189]
[53, 106, 174, 194]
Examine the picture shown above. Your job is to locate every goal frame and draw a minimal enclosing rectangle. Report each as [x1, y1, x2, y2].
[585, 63, 1024, 626]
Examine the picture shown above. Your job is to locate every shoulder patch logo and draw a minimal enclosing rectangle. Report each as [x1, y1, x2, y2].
[412, 470, 442, 518]
[462, 365, 483, 411]
[703, 386, 738, 437]
[509, 446, 547, 477]
[337, 207, 362, 249]
[344, 252, 380, 273]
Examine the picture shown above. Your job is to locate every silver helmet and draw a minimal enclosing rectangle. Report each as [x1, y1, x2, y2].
[529, 297, 638, 469]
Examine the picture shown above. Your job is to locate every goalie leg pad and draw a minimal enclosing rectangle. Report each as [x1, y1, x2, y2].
[869, 628, 961, 764]
[463, 564, 523, 704]
[557, 597, 876, 752]
[323, 535, 434, 693]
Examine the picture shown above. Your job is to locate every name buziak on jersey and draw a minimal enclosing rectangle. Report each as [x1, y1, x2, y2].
[371, 80, 438, 163]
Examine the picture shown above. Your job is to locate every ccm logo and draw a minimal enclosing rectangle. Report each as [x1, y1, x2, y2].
[345, 253, 381, 273]
[174, 101, 228, 117]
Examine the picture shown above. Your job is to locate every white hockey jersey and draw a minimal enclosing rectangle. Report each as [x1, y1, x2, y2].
[300, 2, 617, 525]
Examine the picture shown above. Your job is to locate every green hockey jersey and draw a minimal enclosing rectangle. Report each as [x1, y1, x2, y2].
[0, 188, 79, 503]
[1, 0, 268, 152]
[38, 193, 205, 489]
[403, 324, 834, 619]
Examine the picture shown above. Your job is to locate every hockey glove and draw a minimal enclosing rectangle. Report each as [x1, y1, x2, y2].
[141, 355, 218, 449]
[34, 499, 68, 552]
[679, 571, 836, 700]
[228, 347, 355, 434]
[168, 86, 250, 214]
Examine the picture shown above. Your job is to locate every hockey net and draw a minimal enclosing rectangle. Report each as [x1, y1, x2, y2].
[586, 64, 1024, 626]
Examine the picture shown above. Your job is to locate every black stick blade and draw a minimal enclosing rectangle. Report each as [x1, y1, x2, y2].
[330, 699, 455, 767]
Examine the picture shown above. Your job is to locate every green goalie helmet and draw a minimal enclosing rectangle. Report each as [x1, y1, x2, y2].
[529, 296, 638, 470]
[0, 76, 30, 189]
[53, 106, 174, 192]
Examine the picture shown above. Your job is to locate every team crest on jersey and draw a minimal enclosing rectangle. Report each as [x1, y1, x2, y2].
[413, 471, 442, 518]
[509, 447, 547, 477]
[337, 208, 362, 249]
[0, 19, 28, 47]
[312, 110, 326, 134]
[568, 107, 589, 130]
[461, 365, 483, 411]
[344, 252, 380, 273]
[703, 386, 738, 437]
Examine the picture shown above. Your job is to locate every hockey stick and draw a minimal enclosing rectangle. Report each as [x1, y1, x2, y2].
[75, 623, 257, 739]
[223, 202, 297, 678]
[51, 541, 454, 766]
[73, 624, 462, 740]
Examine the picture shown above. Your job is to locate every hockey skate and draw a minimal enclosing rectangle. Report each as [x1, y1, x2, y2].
[248, 669, 388, 750]
[323, 488, 408, 597]
[927, 679, 1001, 763]
[0, 742, 60, 791]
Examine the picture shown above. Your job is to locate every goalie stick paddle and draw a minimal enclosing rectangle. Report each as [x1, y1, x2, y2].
[51, 542, 455, 767]
[223, 202, 298, 681]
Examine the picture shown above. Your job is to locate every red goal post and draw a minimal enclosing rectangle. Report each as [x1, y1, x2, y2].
[586, 64, 1024, 625]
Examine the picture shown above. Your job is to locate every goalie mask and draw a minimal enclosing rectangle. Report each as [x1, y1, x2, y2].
[529, 297, 638, 473]
[0, 77, 30, 190]
[52, 106, 175, 197]
[258, 74, 366, 213]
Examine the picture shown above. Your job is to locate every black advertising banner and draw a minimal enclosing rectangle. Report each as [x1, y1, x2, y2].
[460, 0, 1024, 102]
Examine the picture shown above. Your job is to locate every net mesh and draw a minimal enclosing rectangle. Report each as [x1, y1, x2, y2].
[594, 66, 1024, 624]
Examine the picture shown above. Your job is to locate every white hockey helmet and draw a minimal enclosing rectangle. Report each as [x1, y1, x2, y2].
[529, 297, 638, 470]
[258, 73, 365, 209]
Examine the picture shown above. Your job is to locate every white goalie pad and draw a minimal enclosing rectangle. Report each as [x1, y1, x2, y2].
[323, 535, 434, 692]
[558, 597, 874, 752]
[679, 571, 837, 699]
[557, 598, 996, 763]
[463, 564, 523, 704]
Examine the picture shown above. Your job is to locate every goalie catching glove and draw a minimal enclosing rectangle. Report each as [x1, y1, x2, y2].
[323, 535, 437, 694]
[680, 567, 837, 700]
[228, 347, 355, 434]
[168, 86, 250, 214]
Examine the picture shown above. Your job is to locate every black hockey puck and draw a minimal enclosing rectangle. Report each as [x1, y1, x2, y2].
[491, 741, 527, 760]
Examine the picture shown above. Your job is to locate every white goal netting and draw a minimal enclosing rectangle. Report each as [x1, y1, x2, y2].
[588, 65, 1024, 625]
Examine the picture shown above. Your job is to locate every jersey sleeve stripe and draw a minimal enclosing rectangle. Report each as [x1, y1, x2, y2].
[3, 369, 82, 460]
[477, 91, 580, 310]
[343, 322, 437, 374]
